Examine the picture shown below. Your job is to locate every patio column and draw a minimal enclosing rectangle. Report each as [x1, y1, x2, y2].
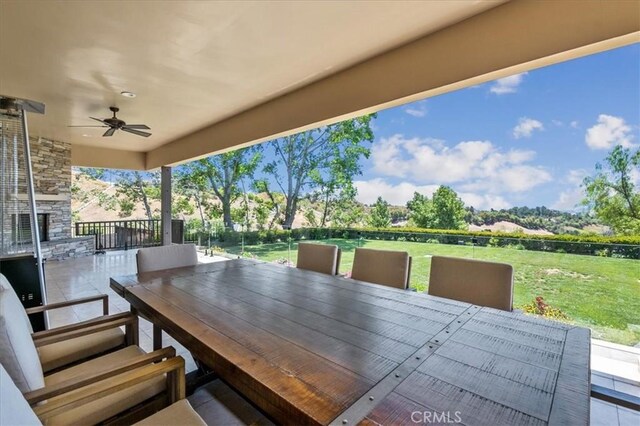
[161, 166, 171, 246]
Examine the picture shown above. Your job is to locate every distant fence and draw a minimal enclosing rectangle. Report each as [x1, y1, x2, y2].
[74, 219, 184, 251]
[185, 227, 640, 259]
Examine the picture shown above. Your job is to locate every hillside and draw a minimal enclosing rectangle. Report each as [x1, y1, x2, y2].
[71, 170, 606, 235]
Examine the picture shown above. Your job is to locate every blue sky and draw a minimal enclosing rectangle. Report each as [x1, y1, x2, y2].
[346, 43, 640, 210]
[167, 43, 640, 212]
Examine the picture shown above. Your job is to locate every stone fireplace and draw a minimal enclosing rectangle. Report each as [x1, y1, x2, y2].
[27, 137, 94, 260]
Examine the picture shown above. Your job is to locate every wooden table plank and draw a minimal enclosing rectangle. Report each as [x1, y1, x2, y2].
[175, 274, 422, 363]
[126, 285, 370, 425]
[144, 279, 399, 380]
[111, 259, 591, 426]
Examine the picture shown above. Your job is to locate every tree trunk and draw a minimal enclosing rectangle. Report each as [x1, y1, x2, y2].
[221, 195, 234, 230]
[320, 190, 331, 227]
[283, 197, 297, 229]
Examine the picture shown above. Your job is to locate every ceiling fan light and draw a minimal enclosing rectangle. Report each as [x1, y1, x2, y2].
[120, 91, 136, 98]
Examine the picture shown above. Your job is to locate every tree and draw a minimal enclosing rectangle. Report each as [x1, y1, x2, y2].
[174, 168, 208, 229]
[180, 146, 262, 230]
[583, 145, 640, 235]
[327, 186, 364, 228]
[261, 115, 375, 229]
[406, 192, 433, 228]
[368, 197, 391, 228]
[112, 171, 160, 221]
[431, 186, 466, 230]
[406, 186, 466, 230]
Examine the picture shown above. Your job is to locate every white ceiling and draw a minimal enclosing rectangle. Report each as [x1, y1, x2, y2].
[0, 0, 503, 152]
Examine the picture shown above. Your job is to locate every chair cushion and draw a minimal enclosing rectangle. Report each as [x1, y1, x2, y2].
[351, 248, 410, 289]
[0, 363, 42, 426]
[44, 345, 165, 425]
[38, 327, 125, 372]
[136, 244, 198, 273]
[0, 288, 45, 392]
[296, 243, 339, 275]
[0, 273, 34, 333]
[134, 399, 206, 426]
[428, 256, 514, 311]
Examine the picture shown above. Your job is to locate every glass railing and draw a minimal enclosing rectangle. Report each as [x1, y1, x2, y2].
[189, 229, 639, 349]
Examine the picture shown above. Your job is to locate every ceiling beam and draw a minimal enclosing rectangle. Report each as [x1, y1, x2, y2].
[72, 145, 146, 170]
[144, 0, 639, 169]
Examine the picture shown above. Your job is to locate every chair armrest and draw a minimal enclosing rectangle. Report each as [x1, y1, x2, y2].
[25, 346, 177, 405]
[26, 294, 109, 316]
[31, 354, 185, 421]
[32, 312, 137, 347]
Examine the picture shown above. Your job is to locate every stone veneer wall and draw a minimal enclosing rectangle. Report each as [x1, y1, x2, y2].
[13, 137, 94, 260]
[30, 137, 73, 241]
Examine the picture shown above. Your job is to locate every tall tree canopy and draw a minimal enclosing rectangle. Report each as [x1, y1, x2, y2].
[583, 145, 640, 235]
[261, 115, 375, 229]
[112, 170, 159, 221]
[180, 146, 262, 230]
[406, 186, 466, 230]
[368, 196, 391, 228]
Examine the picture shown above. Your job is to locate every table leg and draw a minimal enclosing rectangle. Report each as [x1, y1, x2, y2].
[127, 307, 139, 346]
[153, 324, 163, 351]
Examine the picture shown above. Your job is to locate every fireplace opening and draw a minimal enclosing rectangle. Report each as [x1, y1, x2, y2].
[12, 213, 49, 243]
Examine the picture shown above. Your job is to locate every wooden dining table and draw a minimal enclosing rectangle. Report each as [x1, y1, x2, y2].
[110, 258, 590, 426]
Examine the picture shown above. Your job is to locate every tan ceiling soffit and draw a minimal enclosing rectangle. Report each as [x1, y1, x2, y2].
[145, 0, 640, 169]
[72, 145, 145, 170]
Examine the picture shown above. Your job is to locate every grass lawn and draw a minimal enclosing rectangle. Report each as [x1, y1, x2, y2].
[222, 238, 640, 346]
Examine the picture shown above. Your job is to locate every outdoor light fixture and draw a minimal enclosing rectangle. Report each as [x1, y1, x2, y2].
[120, 91, 136, 98]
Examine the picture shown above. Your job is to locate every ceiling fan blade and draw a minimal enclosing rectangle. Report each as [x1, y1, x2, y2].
[102, 127, 116, 137]
[90, 117, 108, 124]
[67, 125, 109, 128]
[121, 127, 151, 138]
[123, 124, 150, 130]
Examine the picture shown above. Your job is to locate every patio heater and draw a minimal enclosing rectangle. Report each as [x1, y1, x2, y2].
[0, 95, 47, 330]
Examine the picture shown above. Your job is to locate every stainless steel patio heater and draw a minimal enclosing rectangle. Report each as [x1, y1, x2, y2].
[0, 95, 47, 330]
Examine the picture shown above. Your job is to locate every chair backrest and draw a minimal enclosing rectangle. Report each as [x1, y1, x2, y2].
[351, 248, 411, 289]
[0, 363, 42, 425]
[0, 285, 45, 392]
[296, 243, 340, 275]
[428, 256, 514, 311]
[0, 274, 33, 333]
[136, 244, 198, 273]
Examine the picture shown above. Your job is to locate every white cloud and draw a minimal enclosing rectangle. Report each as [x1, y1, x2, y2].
[552, 120, 564, 127]
[551, 169, 589, 212]
[566, 169, 588, 186]
[404, 100, 427, 117]
[513, 117, 544, 139]
[489, 72, 527, 95]
[570, 120, 580, 129]
[354, 178, 438, 206]
[370, 134, 552, 193]
[585, 114, 636, 150]
[551, 189, 585, 212]
[354, 178, 511, 210]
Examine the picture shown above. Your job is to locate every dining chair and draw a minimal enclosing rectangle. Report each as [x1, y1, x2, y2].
[0, 274, 136, 373]
[136, 243, 198, 273]
[296, 242, 341, 275]
[428, 255, 514, 311]
[351, 247, 412, 289]
[0, 286, 184, 425]
[1, 355, 207, 426]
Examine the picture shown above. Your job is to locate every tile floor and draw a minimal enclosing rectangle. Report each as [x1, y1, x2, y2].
[43, 250, 640, 425]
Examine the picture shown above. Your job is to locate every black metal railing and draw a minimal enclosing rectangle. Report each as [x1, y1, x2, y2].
[74, 220, 161, 251]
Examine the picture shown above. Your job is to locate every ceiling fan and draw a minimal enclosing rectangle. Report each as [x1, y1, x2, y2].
[69, 106, 151, 137]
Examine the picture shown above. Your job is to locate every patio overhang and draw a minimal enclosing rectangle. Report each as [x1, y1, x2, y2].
[1, 0, 638, 170]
